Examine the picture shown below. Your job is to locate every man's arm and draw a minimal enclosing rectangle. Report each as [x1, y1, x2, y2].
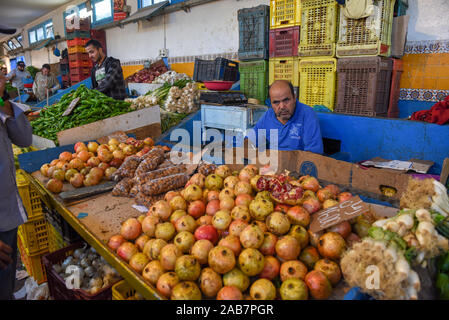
[96, 60, 123, 94]
[5, 70, 15, 81]
[303, 109, 324, 154]
[50, 75, 61, 93]
[1, 101, 33, 147]
[32, 73, 39, 96]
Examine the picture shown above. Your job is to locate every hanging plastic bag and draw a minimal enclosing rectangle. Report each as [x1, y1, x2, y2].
[343, 0, 375, 19]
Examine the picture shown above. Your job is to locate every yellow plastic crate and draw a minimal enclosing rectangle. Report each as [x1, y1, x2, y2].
[336, 0, 396, 57]
[18, 216, 49, 256]
[299, 58, 337, 110]
[269, 57, 300, 86]
[48, 224, 66, 253]
[68, 45, 86, 55]
[270, 0, 301, 29]
[298, 0, 339, 57]
[16, 170, 43, 220]
[17, 233, 47, 285]
[112, 280, 144, 300]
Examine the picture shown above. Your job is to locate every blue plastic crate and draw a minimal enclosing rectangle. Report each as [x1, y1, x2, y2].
[238, 5, 270, 61]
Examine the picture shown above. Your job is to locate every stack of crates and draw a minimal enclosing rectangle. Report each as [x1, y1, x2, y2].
[297, 0, 338, 111]
[238, 5, 270, 103]
[268, 0, 301, 98]
[66, 18, 92, 86]
[334, 0, 398, 117]
[59, 56, 70, 88]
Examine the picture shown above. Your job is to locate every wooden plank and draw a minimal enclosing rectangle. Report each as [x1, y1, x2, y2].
[59, 181, 117, 202]
[57, 106, 161, 146]
[440, 158, 449, 186]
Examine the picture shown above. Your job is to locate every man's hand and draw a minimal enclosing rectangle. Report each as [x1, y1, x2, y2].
[0, 240, 13, 269]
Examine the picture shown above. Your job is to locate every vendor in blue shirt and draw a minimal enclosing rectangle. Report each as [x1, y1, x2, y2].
[247, 80, 324, 154]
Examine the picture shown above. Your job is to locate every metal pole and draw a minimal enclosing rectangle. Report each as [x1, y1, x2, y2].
[46, 89, 49, 107]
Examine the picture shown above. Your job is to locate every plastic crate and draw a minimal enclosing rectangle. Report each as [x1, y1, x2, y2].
[48, 224, 66, 253]
[43, 205, 82, 245]
[17, 235, 47, 285]
[298, 0, 338, 57]
[61, 74, 70, 82]
[299, 58, 337, 110]
[238, 5, 270, 61]
[69, 59, 92, 68]
[43, 242, 113, 300]
[69, 66, 91, 77]
[335, 57, 393, 117]
[394, 0, 408, 16]
[239, 60, 269, 102]
[18, 216, 49, 256]
[269, 26, 300, 57]
[70, 74, 90, 85]
[67, 30, 90, 40]
[270, 0, 301, 29]
[16, 170, 43, 220]
[67, 38, 89, 47]
[336, 0, 396, 57]
[269, 57, 300, 86]
[112, 280, 139, 300]
[68, 45, 86, 55]
[193, 58, 239, 82]
[68, 52, 89, 63]
[387, 58, 403, 118]
[66, 18, 90, 33]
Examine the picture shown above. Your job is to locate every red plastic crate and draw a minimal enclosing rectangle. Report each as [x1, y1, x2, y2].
[67, 38, 89, 48]
[61, 74, 69, 82]
[70, 67, 90, 78]
[269, 26, 300, 58]
[42, 242, 113, 300]
[69, 52, 89, 63]
[70, 74, 90, 84]
[69, 59, 92, 68]
[387, 58, 403, 118]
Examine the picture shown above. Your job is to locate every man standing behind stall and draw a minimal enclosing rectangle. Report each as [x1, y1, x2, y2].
[6, 61, 31, 91]
[85, 39, 126, 100]
[32, 64, 61, 102]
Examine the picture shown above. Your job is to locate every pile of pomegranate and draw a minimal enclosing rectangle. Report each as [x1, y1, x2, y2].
[107, 164, 363, 300]
[40, 137, 161, 194]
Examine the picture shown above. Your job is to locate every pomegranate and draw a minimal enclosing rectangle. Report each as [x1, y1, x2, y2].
[188, 173, 206, 189]
[40, 163, 50, 177]
[219, 188, 235, 200]
[191, 239, 214, 265]
[206, 199, 220, 216]
[98, 162, 109, 171]
[266, 212, 291, 236]
[187, 200, 206, 219]
[69, 173, 84, 188]
[259, 256, 280, 280]
[160, 244, 182, 271]
[280, 260, 308, 281]
[250, 279, 276, 300]
[308, 229, 324, 247]
[50, 159, 59, 167]
[288, 225, 309, 249]
[199, 268, 223, 298]
[217, 286, 243, 300]
[316, 188, 334, 203]
[253, 220, 268, 233]
[223, 268, 250, 292]
[137, 214, 145, 224]
[299, 246, 321, 269]
[280, 278, 308, 300]
[302, 198, 321, 214]
[64, 168, 78, 182]
[169, 195, 187, 211]
[174, 215, 197, 233]
[52, 169, 65, 181]
[212, 210, 232, 231]
[175, 255, 201, 281]
[223, 176, 239, 190]
[174, 231, 195, 253]
[255, 191, 272, 202]
[87, 156, 101, 167]
[228, 219, 249, 237]
[117, 242, 138, 262]
[194, 225, 219, 245]
[259, 232, 278, 256]
[142, 261, 164, 285]
[337, 192, 353, 202]
[215, 165, 231, 179]
[107, 234, 125, 251]
[149, 239, 168, 260]
[300, 176, 320, 192]
[205, 174, 223, 191]
[164, 190, 181, 203]
[142, 215, 160, 237]
[322, 199, 339, 209]
[135, 234, 150, 251]
[150, 200, 172, 221]
[314, 259, 341, 286]
[239, 167, 256, 182]
[231, 205, 251, 222]
[196, 215, 213, 226]
[240, 224, 264, 249]
[249, 199, 274, 221]
[238, 248, 264, 276]
[324, 184, 340, 197]
[89, 167, 104, 181]
[170, 210, 186, 224]
[275, 236, 300, 260]
[234, 194, 252, 207]
[317, 232, 346, 260]
[234, 181, 253, 196]
[129, 252, 149, 273]
[219, 196, 235, 211]
[250, 175, 261, 192]
[157, 272, 179, 298]
[59, 151, 72, 162]
[184, 184, 203, 202]
[142, 239, 155, 258]
[69, 158, 84, 171]
[206, 190, 220, 202]
[208, 246, 236, 274]
[218, 235, 242, 256]
[120, 218, 142, 241]
[286, 206, 310, 227]
[104, 167, 117, 180]
[77, 150, 90, 162]
[74, 142, 88, 153]
[274, 204, 291, 214]
[305, 270, 332, 300]
[155, 222, 176, 242]
[345, 232, 361, 247]
[328, 221, 352, 239]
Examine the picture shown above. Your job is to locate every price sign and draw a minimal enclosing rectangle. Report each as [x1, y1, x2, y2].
[309, 196, 369, 233]
[62, 97, 80, 116]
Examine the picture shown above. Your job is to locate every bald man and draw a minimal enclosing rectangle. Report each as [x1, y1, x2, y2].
[248, 80, 323, 154]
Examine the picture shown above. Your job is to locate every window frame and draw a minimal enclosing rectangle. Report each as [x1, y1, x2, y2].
[91, 0, 114, 27]
[138, 0, 179, 9]
[28, 19, 54, 45]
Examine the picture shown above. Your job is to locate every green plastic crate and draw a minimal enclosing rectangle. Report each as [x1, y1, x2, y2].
[239, 60, 269, 103]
